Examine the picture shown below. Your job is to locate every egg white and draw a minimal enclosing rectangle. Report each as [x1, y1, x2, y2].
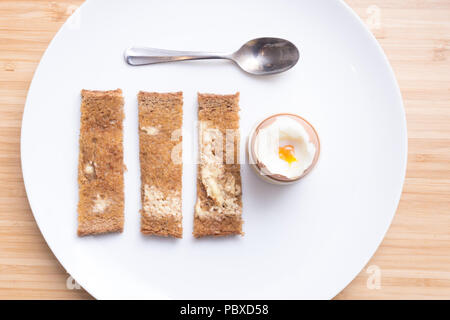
[255, 116, 316, 179]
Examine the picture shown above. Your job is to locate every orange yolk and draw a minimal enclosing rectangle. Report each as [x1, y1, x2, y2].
[278, 145, 297, 164]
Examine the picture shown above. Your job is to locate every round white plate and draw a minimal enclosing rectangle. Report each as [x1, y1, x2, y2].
[21, 0, 407, 299]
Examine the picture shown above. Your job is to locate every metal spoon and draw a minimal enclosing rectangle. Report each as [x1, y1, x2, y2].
[124, 37, 299, 75]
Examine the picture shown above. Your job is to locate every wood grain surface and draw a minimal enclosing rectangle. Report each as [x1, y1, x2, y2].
[0, 0, 449, 300]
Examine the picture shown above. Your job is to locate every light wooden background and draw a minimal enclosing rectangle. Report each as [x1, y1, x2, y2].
[0, 0, 449, 300]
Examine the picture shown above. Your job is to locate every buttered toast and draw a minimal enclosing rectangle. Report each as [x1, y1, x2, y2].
[138, 91, 183, 238]
[194, 93, 243, 237]
[77, 89, 125, 236]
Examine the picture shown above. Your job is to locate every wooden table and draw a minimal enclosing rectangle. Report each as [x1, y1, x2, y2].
[0, 0, 449, 300]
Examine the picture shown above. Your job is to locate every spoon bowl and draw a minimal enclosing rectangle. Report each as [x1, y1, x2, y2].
[231, 38, 300, 75]
[124, 37, 300, 75]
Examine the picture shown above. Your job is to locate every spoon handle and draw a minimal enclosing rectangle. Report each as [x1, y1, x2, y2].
[124, 47, 229, 66]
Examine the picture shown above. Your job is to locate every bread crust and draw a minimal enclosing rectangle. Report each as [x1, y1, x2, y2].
[77, 89, 124, 236]
[138, 91, 183, 238]
[194, 93, 243, 238]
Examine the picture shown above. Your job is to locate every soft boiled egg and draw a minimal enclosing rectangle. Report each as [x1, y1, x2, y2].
[248, 114, 320, 184]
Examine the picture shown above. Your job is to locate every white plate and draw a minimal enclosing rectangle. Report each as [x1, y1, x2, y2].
[21, 0, 407, 299]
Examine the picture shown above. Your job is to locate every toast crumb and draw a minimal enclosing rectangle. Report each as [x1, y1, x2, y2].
[194, 93, 243, 238]
[77, 89, 124, 236]
[138, 91, 183, 238]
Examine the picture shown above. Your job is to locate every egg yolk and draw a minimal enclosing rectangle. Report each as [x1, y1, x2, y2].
[279, 144, 297, 164]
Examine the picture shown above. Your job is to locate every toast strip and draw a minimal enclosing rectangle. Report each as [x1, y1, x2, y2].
[77, 89, 124, 236]
[138, 92, 183, 238]
[194, 93, 243, 237]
